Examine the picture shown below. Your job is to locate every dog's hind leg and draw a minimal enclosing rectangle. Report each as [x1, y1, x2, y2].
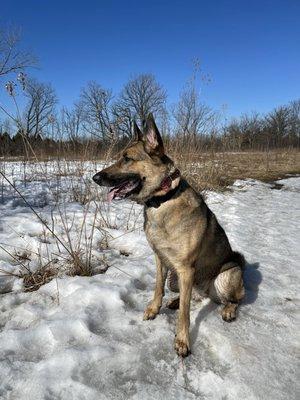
[143, 255, 167, 320]
[209, 264, 245, 322]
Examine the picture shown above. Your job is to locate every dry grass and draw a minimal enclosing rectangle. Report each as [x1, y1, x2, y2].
[171, 150, 300, 191]
[0, 161, 107, 292]
[23, 262, 59, 292]
[1, 148, 299, 293]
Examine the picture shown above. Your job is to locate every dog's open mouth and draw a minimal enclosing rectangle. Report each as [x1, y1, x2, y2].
[107, 179, 141, 202]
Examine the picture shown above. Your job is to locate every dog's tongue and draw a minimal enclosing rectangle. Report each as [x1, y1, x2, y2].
[107, 180, 140, 203]
[107, 181, 129, 202]
[107, 188, 118, 203]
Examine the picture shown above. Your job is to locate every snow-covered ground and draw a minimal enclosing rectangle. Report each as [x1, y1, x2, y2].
[0, 161, 299, 400]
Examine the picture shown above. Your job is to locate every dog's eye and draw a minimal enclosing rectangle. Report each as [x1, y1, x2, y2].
[123, 154, 133, 162]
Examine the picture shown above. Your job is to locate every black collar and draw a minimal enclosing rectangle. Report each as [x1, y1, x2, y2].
[145, 179, 182, 208]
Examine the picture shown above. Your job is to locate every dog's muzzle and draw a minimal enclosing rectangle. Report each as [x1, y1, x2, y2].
[92, 172, 108, 186]
[92, 171, 142, 202]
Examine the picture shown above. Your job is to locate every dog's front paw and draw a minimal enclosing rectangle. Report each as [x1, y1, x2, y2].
[143, 304, 160, 320]
[174, 336, 191, 357]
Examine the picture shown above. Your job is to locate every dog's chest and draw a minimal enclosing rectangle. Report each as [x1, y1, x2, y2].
[144, 206, 174, 250]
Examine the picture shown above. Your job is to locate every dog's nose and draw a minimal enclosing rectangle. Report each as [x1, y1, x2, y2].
[93, 172, 102, 184]
[93, 172, 107, 185]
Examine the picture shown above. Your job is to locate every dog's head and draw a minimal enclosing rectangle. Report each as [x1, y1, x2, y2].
[93, 114, 177, 203]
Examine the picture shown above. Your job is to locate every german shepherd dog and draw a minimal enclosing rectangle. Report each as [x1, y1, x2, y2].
[93, 114, 245, 357]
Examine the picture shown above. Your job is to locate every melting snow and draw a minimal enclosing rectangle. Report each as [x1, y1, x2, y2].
[0, 162, 299, 399]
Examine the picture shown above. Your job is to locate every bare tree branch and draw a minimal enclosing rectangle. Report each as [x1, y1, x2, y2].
[23, 78, 57, 138]
[0, 27, 37, 77]
[113, 74, 167, 137]
[80, 81, 114, 141]
[173, 85, 216, 139]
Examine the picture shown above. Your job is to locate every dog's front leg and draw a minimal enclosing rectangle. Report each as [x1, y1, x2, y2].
[174, 267, 194, 357]
[143, 255, 167, 320]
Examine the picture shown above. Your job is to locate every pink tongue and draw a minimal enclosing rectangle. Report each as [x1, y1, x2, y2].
[107, 189, 117, 203]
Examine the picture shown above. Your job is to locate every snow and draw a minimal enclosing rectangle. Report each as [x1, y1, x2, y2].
[0, 161, 299, 400]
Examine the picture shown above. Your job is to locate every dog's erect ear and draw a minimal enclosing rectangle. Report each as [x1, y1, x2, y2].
[144, 113, 164, 154]
[132, 120, 143, 141]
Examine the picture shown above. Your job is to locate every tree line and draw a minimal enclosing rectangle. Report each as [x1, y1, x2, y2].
[0, 27, 299, 157]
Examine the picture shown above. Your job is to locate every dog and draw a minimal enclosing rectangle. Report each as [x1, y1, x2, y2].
[93, 114, 245, 357]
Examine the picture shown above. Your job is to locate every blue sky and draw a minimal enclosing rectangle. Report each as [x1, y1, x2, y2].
[1, 0, 300, 118]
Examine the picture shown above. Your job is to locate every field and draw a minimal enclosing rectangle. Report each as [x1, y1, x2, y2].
[170, 149, 300, 191]
[0, 156, 299, 399]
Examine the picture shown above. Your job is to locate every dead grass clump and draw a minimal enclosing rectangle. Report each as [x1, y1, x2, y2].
[98, 233, 110, 250]
[23, 262, 59, 292]
[65, 250, 111, 277]
[70, 184, 91, 205]
[66, 251, 93, 277]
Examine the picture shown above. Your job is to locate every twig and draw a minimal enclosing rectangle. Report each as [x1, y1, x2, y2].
[0, 171, 73, 258]
[0, 244, 31, 273]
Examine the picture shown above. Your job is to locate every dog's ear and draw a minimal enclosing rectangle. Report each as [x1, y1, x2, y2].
[132, 120, 143, 141]
[144, 113, 164, 154]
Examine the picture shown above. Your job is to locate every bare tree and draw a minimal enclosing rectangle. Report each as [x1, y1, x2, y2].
[173, 84, 216, 139]
[0, 26, 36, 77]
[239, 112, 263, 148]
[80, 81, 114, 141]
[61, 102, 84, 142]
[288, 99, 300, 147]
[223, 101, 300, 150]
[23, 78, 57, 138]
[223, 119, 244, 150]
[0, 117, 13, 136]
[265, 106, 291, 148]
[111, 102, 134, 139]
[113, 74, 167, 136]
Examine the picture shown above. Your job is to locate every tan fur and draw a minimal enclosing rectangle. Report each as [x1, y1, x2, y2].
[93, 115, 245, 357]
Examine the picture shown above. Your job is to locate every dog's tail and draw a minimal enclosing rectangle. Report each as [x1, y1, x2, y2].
[221, 251, 246, 273]
[167, 268, 179, 293]
[231, 251, 246, 270]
